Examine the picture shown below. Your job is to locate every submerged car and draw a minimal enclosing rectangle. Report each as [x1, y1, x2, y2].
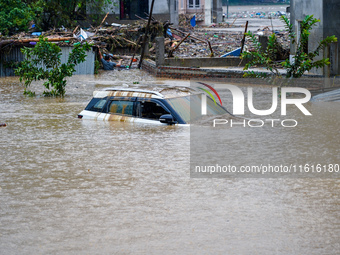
[78, 86, 229, 125]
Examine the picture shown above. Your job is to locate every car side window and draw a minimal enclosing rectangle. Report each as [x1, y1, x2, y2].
[93, 99, 106, 111]
[139, 101, 169, 120]
[108, 100, 134, 115]
[85, 98, 107, 112]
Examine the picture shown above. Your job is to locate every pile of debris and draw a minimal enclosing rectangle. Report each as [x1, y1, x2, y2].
[0, 12, 290, 67]
[228, 10, 289, 19]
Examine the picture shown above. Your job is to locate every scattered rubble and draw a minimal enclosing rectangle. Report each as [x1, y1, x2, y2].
[226, 9, 289, 20]
[0, 13, 290, 68]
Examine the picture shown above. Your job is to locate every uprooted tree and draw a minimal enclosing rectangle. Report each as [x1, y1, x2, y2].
[241, 15, 337, 79]
[15, 36, 91, 97]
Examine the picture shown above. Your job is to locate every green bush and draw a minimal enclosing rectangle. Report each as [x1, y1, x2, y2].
[241, 15, 337, 79]
[15, 36, 91, 97]
[0, 0, 38, 35]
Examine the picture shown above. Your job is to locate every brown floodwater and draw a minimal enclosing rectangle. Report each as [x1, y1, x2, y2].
[0, 70, 339, 254]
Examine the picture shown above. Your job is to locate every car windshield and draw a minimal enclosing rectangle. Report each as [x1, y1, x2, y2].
[166, 94, 228, 123]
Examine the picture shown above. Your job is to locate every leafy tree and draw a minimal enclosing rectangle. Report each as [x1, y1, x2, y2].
[0, 0, 38, 35]
[241, 15, 337, 79]
[0, 0, 116, 34]
[15, 36, 91, 97]
[31, 0, 114, 30]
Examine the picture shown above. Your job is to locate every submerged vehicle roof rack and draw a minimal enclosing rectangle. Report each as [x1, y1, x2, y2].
[102, 88, 165, 98]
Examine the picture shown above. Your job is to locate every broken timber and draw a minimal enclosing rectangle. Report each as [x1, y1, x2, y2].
[138, 0, 156, 69]
[168, 33, 190, 57]
[240, 20, 249, 54]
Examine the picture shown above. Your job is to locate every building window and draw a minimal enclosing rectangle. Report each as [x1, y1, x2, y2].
[188, 0, 200, 8]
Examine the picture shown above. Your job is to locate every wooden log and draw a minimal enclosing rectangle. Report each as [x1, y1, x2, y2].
[240, 20, 249, 54]
[0, 37, 75, 47]
[169, 26, 214, 56]
[122, 38, 137, 46]
[73, 25, 79, 34]
[99, 12, 110, 27]
[135, 14, 148, 21]
[18, 37, 75, 43]
[207, 41, 214, 57]
[231, 18, 237, 27]
[168, 33, 190, 57]
[138, 0, 156, 69]
[129, 35, 142, 68]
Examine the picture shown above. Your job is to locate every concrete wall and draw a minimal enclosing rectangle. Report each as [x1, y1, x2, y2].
[142, 59, 245, 79]
[323, 0, 340, 74]
[213, 0, 223, 23]
[170, 0, 179, 26]
[164, 57, 244, 67]
[205, 0, 223, 25]
[86, 0, 119, 14]
[290, 0, 340, 75]
[290, 0, 323, 56]
[151, 0, 169, 14]
[151, 0, 178, 25]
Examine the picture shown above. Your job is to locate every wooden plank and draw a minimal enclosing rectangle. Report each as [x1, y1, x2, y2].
[240, 20, 249, 54]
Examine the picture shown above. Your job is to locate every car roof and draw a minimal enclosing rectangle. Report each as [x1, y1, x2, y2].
[93, 86, 199, 99]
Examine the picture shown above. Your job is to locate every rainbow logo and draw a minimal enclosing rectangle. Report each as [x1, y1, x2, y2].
[197, 82, 223, 106]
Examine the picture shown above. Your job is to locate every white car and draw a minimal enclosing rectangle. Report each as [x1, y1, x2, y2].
[78, 86, 229, 125]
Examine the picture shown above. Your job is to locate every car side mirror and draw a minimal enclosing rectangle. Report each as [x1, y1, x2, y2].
[159, 114, 177, 125]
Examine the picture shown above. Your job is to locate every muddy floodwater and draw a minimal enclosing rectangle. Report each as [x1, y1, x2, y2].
[0, 70, 339, 254]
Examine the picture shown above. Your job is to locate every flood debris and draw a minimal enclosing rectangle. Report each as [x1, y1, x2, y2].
[0, 10, 290, 70]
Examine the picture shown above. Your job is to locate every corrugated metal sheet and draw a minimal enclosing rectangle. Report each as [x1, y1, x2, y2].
[0, 47, 24, 77]
[60, 47, 95, 75]
[0, 46, 95, 77]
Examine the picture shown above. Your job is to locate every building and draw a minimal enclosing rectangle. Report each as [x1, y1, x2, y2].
[290, 0, 339, 75]
[178, 0, 223, 25]
[89, 0, 222, 27]
[87, 0, 178, 26]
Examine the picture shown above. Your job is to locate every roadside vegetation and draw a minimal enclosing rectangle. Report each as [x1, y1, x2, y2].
[0, 0, 114, 35]
[241, 15, 337, 82]
[1, 0, 112, 96]
[15, 36, 91, 97]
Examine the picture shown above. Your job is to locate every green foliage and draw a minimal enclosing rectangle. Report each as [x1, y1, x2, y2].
[241, 15, 338, 79]
[242, 32, 281, 77]
[0, 0, 38, 35]
[280, 15, 337, 78]
[23, 89, 36, 97]
[94, 60, 100, 74]
[0, 0, 117, 34]
[15, 36, 91, 97]
[32, 0, 114, 30]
